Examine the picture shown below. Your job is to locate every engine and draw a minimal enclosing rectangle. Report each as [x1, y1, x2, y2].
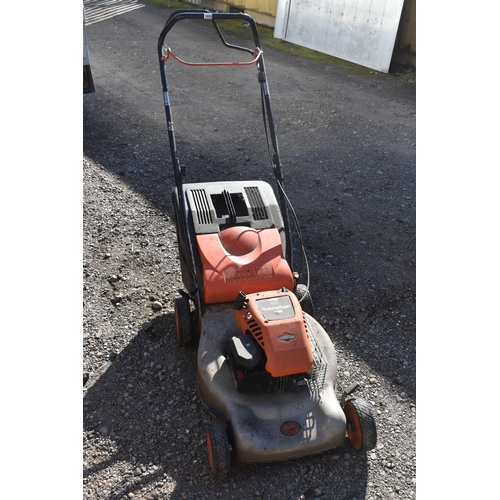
[227, 289, 315, 393]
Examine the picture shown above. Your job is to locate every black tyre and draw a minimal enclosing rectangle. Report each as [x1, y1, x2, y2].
[174, 296, 193, 347]
[295, 284, 314, 317]
[206, 421, 231, 481]
[190, 306, 201, 346]
[343, 397, 377, 451]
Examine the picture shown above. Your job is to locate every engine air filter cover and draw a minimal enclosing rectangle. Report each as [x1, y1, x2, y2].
[234, 290, 313, 377]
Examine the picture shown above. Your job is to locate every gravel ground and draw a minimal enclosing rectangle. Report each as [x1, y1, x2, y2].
[83, 3, 416, 499]
[83, 155, 416, 500]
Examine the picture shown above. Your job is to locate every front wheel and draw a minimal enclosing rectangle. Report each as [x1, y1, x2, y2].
[343, 397, 377, 451]
[206, 421, 231, 481]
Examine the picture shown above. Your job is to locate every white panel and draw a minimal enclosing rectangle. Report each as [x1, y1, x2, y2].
[326, 0, 347, 57]
[346, 0, 375, 64]
[274, 0, 290, 39]
[275, 0, 405, 73]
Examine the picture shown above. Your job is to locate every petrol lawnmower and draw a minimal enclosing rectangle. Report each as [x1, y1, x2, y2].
[157, 10, 377, 480]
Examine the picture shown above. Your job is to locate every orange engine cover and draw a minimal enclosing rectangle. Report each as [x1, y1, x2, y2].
[196, 226, 295, 304]
[234, 290, 313, 377]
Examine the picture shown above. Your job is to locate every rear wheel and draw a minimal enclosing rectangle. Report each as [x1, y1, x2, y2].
[174, 296, 193, 347]
[344, 398, 377, 451]
[190, 305, 201, 346]
[295, 284, 314, 317]
[206, 421, 231, 481]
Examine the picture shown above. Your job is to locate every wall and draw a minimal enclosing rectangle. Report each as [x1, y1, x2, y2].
[184, 0, 277, 27]
[182, 0, 415, 69]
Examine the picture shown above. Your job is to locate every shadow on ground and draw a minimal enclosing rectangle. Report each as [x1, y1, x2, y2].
[83, 314, 370, 499]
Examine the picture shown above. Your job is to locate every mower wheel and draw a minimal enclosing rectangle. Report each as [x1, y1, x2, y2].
[206, 421, 231, 481]
[295, 284, 314, 317]
[343, 397, 377, 451]
[190, 307, 201, 346]
[174, 296, 193, 347]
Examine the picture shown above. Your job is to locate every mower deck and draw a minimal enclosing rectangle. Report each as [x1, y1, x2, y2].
[197, 303, 347, 465]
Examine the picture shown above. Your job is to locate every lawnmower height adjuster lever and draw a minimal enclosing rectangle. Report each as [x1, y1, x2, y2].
[340, 381, 360, 407]
[233, 291, 247, 310]
[178, 284, 197, 300]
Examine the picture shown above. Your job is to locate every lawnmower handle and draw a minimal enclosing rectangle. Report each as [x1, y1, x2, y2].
[157, 10, 262, 55]
[157, 10, 292, 266]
